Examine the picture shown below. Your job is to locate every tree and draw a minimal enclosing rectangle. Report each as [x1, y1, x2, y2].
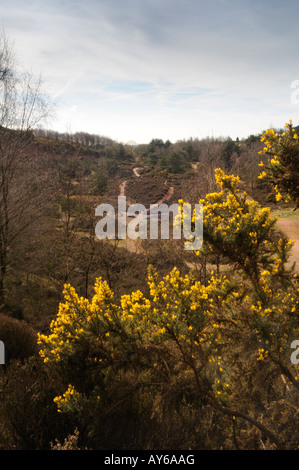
[221, 137, 240, 171]
[167, 151, 186, 173]
[0, 32, 53, 306]
[92, 164, 108, 195]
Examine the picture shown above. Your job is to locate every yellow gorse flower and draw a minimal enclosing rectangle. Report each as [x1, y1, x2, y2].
[36, 166, 299, 423]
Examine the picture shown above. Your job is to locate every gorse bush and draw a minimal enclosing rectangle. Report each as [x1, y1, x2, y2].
[37, 168, 299, 450]
[0, 356, 75, 450]
[258, 120, 299, 207]
[0, 314, 38, 365]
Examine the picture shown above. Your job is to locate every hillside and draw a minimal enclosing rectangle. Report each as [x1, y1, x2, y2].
[0, 125, 298, 451]
[0, 127, 293, 324]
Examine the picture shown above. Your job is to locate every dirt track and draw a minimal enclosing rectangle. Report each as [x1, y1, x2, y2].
[276, 219, 299, 270]
[119, 170, 299, 271]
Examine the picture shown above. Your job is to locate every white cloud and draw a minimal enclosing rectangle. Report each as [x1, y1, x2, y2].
[1, 0, 299, 143]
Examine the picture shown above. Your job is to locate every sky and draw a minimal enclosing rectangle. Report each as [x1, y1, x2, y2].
[1, 0, 299, 144]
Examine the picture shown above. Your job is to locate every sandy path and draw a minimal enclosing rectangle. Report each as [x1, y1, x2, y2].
[133, 167, 143, 177]
[147, 185, 174, 211]
[121, 168, 174, 208]
[119, 181, 127, 196]
[115, 168, 175, 252]
[276, 219, 299, 270]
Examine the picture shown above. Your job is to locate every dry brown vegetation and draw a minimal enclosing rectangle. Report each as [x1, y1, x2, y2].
[0, 127, 297, 451]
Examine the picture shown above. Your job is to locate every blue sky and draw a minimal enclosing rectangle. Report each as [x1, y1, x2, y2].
[2, 0, 299, 143]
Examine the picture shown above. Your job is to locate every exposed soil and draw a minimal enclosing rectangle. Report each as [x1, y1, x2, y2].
[276, 219, 299, 270]
[119, 180, 127, 196]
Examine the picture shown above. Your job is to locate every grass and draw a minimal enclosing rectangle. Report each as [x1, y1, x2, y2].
[271, 207, 299, 220]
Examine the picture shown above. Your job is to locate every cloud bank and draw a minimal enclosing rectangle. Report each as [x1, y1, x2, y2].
[1, 0, 299, 143]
